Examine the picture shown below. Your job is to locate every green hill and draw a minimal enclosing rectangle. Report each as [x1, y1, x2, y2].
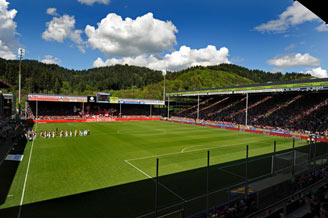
[0, 58, 311, 100]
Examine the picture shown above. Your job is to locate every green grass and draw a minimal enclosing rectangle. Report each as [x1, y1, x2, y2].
[0, 121, 307, 218]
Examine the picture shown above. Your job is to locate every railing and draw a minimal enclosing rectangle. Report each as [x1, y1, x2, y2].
[133, 140, 328, 218]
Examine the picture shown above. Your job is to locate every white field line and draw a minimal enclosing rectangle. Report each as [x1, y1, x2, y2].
[124, 160, 184, 201]
[18, 123, 38, 218]
[127, 139, 264, 162]
[124, 160, 152, 178]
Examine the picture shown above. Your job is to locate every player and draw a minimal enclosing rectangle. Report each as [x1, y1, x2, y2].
[70, 129, 73, 137]
[65, 129, 68, 137]
[40, 130, 43, 138]
[75, 129, 78, 137]
[33, 131, 37, 140]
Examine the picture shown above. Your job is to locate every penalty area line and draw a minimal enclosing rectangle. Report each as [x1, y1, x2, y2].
[124, 160, 185, 201]
[124, 160, 152, 179]
[17, 123, 37, 218]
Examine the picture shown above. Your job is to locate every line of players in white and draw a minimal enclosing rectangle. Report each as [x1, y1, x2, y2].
[25, 129, 90, 141]
[40, 129, 90, 138]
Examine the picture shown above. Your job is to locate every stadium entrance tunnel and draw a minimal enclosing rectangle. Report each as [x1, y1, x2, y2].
[1, 141, 326, 218]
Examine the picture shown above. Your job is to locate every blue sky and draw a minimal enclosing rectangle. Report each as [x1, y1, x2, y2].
[1, 0, 328, 77]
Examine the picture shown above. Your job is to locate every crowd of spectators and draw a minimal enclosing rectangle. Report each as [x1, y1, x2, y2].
[173, 93, 328, 136]
[207, 195, 256, 218]
[261, 165, 328, 218]
[203, 164, 328, 218]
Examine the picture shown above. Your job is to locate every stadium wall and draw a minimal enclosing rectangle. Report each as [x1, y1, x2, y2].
[166, 116, 328, 143]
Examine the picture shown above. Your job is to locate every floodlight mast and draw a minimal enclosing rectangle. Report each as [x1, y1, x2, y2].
[162, 70, 166, 102]
[18, 48, 25, 117]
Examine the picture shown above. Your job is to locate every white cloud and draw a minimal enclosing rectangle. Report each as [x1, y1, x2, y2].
[93, 45, 230, 71]
[267, 53, 320, 68]
[304, 67, 328, 78]
[41, 55, 61, 65]
[42, 14, 86, 52]
[46, 8, 58, 16]
[0, 40, 15, 59]
[316, 23, 328, 32]
[42, 15, 83, 44]
[85, 12, 178, 57]
[0, 0, 18, 59]
[78, 0, 110, 5]
[255, 1, 319, 33]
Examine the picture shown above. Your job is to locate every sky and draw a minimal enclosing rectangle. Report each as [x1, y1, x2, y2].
[1, 0, 328, 77]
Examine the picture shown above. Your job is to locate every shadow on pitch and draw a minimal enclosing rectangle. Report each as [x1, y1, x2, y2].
[0, 121, 34, 206]
[0, 141, 322, 218]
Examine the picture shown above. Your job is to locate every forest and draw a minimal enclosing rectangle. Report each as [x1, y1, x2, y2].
[0, 57, 311, 100]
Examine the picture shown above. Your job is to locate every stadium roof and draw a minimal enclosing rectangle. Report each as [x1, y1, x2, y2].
[167, 78, 328, 97]
[0, 78, 13, 89]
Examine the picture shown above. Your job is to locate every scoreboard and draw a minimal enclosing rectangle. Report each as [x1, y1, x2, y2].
[96, 92, 110, 103]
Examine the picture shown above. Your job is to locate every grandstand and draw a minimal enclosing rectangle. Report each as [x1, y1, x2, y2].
[167, 78, 328, 140]
[26, 93, 166, 121]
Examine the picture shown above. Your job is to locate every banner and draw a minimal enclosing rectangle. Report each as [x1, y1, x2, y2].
[110, 97, 119, 103]
[118, 98, 165, 105]
[27, 94, 87, 103]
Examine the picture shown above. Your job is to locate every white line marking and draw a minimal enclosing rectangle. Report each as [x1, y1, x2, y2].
[128, 139, 267, 162]
[18, 123, 37, 218]
[124, 160, 152, 178]
[181, 145, 204, 153]
[124, 160, 184, 201]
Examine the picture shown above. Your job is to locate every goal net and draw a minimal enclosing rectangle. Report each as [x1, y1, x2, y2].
[273, 150, 308, 174]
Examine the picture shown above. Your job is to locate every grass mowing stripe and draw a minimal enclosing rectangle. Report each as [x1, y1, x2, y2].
[17, 123, 38, 218]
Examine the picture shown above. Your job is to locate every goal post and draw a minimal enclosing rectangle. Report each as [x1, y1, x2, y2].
[272, 150, 309, 174]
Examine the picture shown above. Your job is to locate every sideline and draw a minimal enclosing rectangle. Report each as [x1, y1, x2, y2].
[17, 123, 38, 218]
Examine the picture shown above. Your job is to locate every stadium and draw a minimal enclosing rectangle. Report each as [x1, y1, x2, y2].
[1, 73, 328, 218]
[1, 1, 328, 218]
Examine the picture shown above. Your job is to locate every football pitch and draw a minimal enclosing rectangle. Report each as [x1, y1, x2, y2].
[0, 120, 309, 218]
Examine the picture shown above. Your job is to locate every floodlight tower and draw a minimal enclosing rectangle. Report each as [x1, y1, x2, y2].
[18, 48, 25, 117]
[162, 70, 167, 102]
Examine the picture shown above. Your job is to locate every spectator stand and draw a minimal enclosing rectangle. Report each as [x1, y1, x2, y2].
[26, 93, 165, 123]
[167, 78, 328, 139]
